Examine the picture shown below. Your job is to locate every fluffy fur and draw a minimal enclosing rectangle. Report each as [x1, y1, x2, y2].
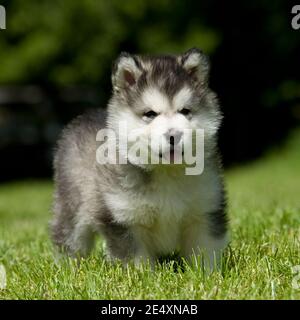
[51, 48, 228, 270]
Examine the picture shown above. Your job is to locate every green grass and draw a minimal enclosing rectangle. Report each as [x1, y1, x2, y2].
[1, 130, 300, 300]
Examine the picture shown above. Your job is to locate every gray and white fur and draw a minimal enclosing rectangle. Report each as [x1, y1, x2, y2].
[51, 48, 228, 270]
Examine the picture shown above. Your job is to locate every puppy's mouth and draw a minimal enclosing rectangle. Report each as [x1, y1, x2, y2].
[159, 147, 184, 163]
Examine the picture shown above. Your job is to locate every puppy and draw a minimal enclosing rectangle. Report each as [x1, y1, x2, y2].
[51, 48, 228, 270]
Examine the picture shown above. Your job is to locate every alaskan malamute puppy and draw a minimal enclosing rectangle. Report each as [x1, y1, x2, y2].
[51, 48, 228, 270]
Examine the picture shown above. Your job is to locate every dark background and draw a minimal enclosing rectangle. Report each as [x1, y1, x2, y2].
[0, 0, 299, 181]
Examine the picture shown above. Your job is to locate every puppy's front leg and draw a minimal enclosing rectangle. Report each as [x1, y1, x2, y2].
[180, 218, 228, 271]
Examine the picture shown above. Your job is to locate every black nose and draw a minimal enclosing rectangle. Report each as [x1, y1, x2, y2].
[169, 135, 175, 146]
[164, 130, 183, 146]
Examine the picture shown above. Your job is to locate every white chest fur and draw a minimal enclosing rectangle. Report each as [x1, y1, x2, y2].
[103, 167, 222, 255]
[106, 171, 193, 223]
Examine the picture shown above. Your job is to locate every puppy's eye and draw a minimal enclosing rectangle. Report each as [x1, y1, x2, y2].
[143, 110, 158, 119]
[179, 108, 191, 116]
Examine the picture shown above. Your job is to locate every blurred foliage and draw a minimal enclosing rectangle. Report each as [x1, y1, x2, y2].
[0, 0, 221, 85]
[0, 0, 299, 180]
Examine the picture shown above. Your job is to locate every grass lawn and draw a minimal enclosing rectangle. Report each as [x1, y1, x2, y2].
[0, 130, 300, 300]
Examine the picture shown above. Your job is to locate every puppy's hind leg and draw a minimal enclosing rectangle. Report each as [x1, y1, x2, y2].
[51, 204, 95, 258]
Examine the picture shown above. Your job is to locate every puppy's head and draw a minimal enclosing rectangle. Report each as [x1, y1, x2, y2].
[108, 48, 222, 168]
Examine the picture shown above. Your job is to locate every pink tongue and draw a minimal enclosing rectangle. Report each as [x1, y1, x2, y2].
[169, 150, 175, 163]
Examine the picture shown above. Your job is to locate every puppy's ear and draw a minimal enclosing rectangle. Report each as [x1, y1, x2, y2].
[112, 52, 142, 91]
[179, 48, 210, 85]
